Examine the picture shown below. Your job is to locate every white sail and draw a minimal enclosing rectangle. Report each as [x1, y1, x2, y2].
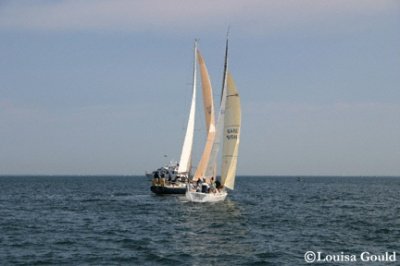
[193, 49, 216, 180]
[221, 72, 241, 190]
[185, 35, 242, 202]
[204, 84, 226, 178]
[205, 37, 229, 178]
[178, 41, 197, 175]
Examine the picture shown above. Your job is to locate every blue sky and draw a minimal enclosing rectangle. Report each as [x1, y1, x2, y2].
[1, 0, 399, 175]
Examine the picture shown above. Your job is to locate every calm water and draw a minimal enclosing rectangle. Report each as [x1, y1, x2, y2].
[0, 176, 399, 265]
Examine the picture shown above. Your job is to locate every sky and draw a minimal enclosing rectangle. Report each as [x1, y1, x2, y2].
[0, 0, 399, 176]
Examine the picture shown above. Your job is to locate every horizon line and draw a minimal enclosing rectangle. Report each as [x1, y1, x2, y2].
[0, 174, 399, 178]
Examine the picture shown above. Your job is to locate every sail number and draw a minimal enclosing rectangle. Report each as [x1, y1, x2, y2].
[226, 128, 239, 140]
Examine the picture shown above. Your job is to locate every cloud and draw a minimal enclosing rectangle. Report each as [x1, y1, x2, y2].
[0, 0, 393, 33]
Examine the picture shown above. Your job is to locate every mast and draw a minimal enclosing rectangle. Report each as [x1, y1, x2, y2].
[177, 40, 198, 176]
[220, 28, 229, 104]
[204, 33, 229, 178]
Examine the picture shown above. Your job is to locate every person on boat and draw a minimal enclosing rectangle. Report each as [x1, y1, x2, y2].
[215, 179, 222, 192]
[165, 171, 169, 181]
[175, 163, 179, 174]
[201, 179, 209, 193]
[196, 178, 202, 192]
[153, 171, 160, 186]
[160, 172, 165, 187]
[209, 177, 216, 193]
[173, 175, 181, 184]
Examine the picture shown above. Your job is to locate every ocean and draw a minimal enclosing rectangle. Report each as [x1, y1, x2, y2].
[0, 176, 399, 265]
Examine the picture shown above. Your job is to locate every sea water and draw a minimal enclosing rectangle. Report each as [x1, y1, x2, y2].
[0, 176, 399, 265]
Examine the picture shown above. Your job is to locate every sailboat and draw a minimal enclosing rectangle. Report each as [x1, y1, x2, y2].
[186, 37, 242, 203]
[151, 41, 216, 195]
[150, 41, 198, 194]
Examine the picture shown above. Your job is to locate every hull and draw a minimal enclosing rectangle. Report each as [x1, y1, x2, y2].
[151, 184, 186, 195]
[185, 190, 227, 203]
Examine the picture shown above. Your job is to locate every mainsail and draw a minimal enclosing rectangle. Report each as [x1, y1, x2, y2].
[198, 51, 214, 132]
[178, 41, 197, 175]
[221, 72, 241, 190]
[193, 49, 216, 180]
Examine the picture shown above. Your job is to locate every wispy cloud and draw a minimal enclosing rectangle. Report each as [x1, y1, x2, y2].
[0, 0, 392, 33]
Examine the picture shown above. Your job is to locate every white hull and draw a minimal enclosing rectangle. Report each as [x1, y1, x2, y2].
[185, 190, 227, 203]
